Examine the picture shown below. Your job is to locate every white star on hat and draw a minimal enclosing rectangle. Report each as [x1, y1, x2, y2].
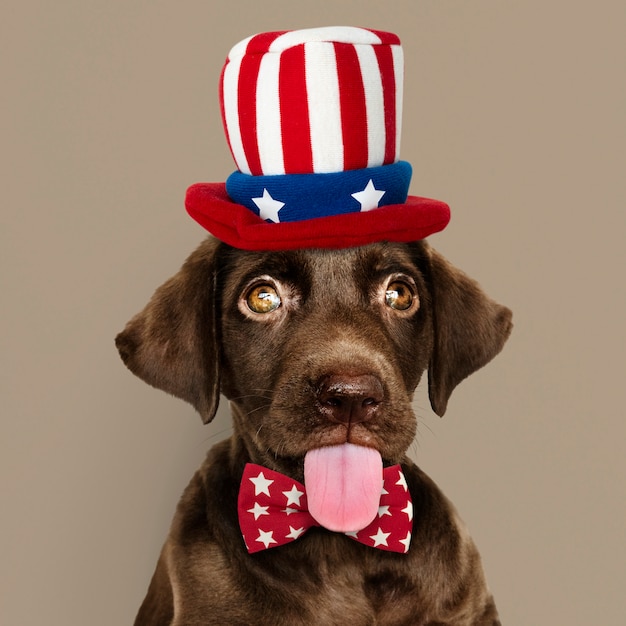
[282, 485, 304, 506]
[255, 529, 277, 549]
[369, 527, 391, 547]
[252, 188, 285, 222]
[249, 471, 274, 496]
[351, 179, 386, 212]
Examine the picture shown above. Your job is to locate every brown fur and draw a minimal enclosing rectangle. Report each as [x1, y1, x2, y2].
[116, 238, 512, 625]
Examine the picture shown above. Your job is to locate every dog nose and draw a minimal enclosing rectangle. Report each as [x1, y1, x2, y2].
[316, 374, 384, 425]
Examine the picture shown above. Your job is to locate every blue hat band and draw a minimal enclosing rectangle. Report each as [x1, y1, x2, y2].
[225, 161, 412, 224]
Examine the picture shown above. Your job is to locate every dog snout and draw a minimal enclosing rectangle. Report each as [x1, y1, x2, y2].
[316, 374, 384, 425]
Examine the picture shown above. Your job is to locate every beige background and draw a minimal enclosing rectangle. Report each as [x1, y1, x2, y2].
[2, 1, 624, 624]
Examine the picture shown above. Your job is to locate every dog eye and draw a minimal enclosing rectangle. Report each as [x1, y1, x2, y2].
[245, 284, 281, 314]
[385, 281, 414, 311]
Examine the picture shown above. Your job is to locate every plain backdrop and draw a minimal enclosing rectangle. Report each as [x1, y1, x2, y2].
[2, 1, 624, 624]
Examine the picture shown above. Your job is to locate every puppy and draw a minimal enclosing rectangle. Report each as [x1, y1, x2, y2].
[116, 237, 512, 625]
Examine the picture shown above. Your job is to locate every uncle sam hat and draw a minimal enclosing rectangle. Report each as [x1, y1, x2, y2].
[186, 26, 450, 250]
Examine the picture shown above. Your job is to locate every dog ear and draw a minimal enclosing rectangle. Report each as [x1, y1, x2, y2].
[426, 247, 513, 417]
[115, 237, 222, 424]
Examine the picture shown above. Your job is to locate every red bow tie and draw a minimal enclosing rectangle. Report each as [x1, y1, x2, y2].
[238, 463, 413, 554]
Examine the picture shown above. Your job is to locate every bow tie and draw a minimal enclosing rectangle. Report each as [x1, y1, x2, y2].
[238, 463, 413, 554]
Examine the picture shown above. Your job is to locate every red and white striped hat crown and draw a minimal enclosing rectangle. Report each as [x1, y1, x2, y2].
[221, 27, 403, 176]
[186, 27, 450, 250]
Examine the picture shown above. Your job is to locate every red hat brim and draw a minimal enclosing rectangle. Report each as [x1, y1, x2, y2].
[185, 183, 450, 251]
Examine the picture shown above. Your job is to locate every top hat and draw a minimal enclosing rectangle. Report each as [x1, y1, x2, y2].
[186, 26, 450, 250]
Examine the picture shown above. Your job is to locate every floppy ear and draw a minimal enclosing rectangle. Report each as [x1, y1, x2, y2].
[115, 237, 222, 424]
[426, 247, 513, 417]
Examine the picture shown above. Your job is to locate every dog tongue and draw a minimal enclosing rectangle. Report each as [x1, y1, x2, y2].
[304, 443, 383, 533]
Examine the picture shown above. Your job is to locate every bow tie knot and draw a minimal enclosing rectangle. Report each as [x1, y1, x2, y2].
[238, 463, 413, 554]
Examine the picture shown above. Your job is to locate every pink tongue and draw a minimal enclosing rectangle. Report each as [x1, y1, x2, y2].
[304, 443, 383, 533]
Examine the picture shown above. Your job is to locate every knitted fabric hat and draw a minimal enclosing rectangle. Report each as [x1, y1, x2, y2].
[186, 26, 450, 250]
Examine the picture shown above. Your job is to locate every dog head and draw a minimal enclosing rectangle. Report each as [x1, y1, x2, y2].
[116, 238, 511, 471]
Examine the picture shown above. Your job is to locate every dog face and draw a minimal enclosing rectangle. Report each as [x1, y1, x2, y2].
[217, 242, 433, 473]
[116, 238, 511, 474]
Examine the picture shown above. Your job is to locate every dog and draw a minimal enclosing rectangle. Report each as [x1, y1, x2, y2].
[116, 236, 512, 625]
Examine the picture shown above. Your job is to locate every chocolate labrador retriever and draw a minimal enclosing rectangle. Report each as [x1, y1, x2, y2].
[116, 237, 512, 625]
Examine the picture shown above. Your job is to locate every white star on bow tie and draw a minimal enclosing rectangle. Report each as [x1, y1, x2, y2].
[249, 471, 273, 496]
[252, 189, 285, 222]
[286, 526, 306, 540]
[396, 471, 408, 491]
[255, 529, 277, 549]
[378, 505, 392, 518]
[351, 180, 386, 212]
[399, 531, 412, 553]
[283, 485, 305, 506]
[247, 502, 270, 520]
[369, 527, 391, 547]
[402, 500, 413, 521]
